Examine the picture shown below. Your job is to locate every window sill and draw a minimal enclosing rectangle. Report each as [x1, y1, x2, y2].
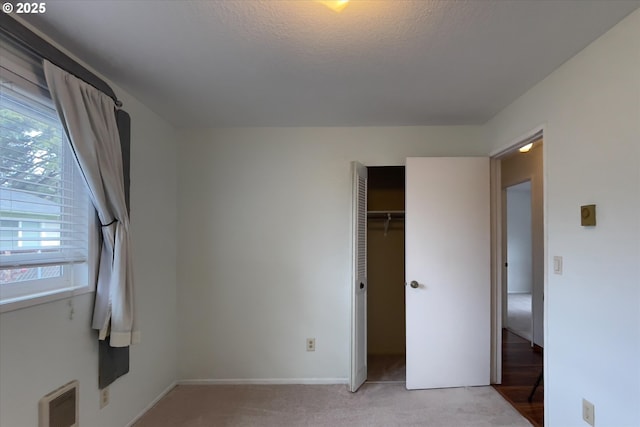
[0, 285, 94, 314]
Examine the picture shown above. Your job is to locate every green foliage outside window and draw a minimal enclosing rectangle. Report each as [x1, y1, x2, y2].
[1, 98, 64, 203]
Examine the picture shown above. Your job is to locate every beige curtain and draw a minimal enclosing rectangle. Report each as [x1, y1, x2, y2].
[44, 60, 135, 347]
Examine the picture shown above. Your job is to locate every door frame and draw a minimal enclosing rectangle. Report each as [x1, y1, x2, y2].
[489, 125, 546, 385]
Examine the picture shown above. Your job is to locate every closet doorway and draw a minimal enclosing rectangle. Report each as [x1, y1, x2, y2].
[366, 166, 406, 383]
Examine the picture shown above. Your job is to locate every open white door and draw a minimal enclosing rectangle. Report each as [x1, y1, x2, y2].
[405, 157, 490, 390]
[350, 162, 367, 392]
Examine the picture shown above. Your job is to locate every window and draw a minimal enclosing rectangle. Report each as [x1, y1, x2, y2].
[0, 47, 94, 310]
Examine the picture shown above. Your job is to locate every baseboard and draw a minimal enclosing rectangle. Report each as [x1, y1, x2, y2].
[178, 378, 349, 386]
[126, 381, 177, 427]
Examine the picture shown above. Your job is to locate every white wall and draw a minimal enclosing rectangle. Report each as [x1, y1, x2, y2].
[485, 9, 640, 427]
[0, 21, 179, 427]
[506, 183, 532, 294]
[177, 126, 486, 381]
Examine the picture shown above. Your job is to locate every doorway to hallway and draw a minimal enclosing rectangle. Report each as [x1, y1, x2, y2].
[491, 132, 544, 426]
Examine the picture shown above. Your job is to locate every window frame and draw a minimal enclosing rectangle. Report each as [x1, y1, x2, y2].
[0, 48, 98, 313]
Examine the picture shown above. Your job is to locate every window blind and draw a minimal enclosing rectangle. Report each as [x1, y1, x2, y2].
[0, 49, 88, 270]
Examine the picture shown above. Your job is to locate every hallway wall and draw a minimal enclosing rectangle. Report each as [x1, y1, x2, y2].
[506, 182, 533, 294]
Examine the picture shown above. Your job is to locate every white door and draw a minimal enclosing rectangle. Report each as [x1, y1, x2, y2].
[350, 162, 367, 392]
[405, 157, 490, 390]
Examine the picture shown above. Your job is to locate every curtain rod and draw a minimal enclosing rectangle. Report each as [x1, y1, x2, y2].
[0, 16, 122, 107]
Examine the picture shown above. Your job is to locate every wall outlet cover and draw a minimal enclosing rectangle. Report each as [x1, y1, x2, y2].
[582, 398, 595, 426]
[100, 387, 110, 409]
[306, 338, 315, 352]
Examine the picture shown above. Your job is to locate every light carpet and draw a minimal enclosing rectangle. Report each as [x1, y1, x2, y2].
[134, 383, 532, 427]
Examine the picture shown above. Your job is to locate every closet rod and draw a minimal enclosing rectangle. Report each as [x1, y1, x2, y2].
[367, 210, 405, 215]
[367, 216, 405, 220]
[367, 211, 405, 222]
[366, 211, 405, 236]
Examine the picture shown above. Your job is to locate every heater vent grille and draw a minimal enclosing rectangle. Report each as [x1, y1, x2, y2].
[39, 380, 78, 427]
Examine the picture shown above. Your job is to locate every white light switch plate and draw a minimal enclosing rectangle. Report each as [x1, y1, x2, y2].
[553, 256, 563, 275]
[582, 398, 595, 426]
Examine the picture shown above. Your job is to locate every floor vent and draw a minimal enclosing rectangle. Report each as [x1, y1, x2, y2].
[39, 380, 78, 427]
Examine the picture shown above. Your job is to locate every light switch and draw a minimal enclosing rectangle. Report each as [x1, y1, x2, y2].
[553, 256, 563, 275]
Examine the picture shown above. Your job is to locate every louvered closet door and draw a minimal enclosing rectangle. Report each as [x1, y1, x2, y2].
[350, 162, 367, 392]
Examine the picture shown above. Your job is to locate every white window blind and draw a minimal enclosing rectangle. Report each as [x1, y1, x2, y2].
[0, 50, 88, 283]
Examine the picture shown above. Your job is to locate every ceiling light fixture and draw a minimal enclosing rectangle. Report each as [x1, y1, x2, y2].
[317, 0, 350, 13]
[519, 143, 533, 153]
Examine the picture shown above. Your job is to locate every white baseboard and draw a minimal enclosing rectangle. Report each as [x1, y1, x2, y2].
[126, 381, 177, 427]
[178, 378, 349, 386]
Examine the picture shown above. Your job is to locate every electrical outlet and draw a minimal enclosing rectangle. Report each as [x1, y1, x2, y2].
[582, 398, 594, 426]
[100, 387, 109, 409]
[306, 338, 315, 352]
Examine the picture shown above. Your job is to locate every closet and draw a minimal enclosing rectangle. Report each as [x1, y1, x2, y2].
[366, 166, 406, 382]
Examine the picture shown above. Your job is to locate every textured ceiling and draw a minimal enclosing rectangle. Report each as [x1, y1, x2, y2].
[23, 0, 640, 128]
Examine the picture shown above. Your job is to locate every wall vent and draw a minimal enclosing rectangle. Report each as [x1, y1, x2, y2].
[39, 380, 78, 427]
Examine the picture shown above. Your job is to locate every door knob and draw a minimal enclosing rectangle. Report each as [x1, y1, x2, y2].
[410, 281, 419, 289]
[360, 282, 365, 289]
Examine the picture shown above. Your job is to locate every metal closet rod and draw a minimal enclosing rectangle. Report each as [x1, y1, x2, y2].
[367, 210, 405, 217]
[367, 211, 405, 236]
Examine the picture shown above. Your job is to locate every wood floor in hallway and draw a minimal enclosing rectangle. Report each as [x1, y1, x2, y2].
[493, 329, 543, 427]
